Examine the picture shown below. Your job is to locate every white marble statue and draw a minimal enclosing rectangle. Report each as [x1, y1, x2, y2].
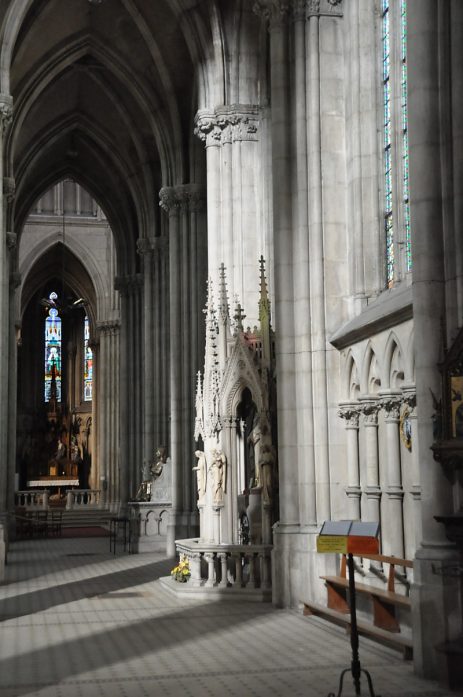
[209, 449, 226, 505]
[193, 450, 207, 499]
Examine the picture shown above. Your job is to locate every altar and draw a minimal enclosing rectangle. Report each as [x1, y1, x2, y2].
[27, 477, 79, 487]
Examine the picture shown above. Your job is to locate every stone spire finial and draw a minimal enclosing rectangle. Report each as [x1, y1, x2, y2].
[258, 255, 271, 326]
[218, 263, 230, 325]
[233, 298, 246, 334]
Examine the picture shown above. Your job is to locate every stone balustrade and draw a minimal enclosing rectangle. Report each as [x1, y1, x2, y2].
[65, 489, 101, 510]
[174, 538, 272, 599]
[15, 490, 48, 509]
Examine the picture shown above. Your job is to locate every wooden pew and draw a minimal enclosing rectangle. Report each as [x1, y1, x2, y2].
[302, 553, 413, 659]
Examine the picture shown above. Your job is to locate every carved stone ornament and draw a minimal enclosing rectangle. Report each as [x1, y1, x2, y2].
[0, 95, 13, 135]
[381, 397, 401, 422]
[136, 237, 153, 256]
[195, 107, 260, 146]
[3, 177, 15, 202]
[6, 231, 16, 250]
[338, 404, 360, 429]
[253, 0, 290, 29]
[361, 401, 379, 427]
[159, 184, 205, 214]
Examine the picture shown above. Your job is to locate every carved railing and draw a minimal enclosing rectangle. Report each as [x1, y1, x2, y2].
[175, 538, 272, 594]
[66, 489, 101, 510]
[15, 490, 49, 509]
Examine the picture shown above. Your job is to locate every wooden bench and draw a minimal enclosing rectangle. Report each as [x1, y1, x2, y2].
[302, 553, 413, 659]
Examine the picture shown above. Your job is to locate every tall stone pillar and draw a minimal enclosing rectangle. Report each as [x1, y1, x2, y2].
[97, 320, 121, 510]
[381, 394, 404, 557]
[306, 3, 330, 523]
[361, 400, 381, 525]
[253, 0, 302, 608]
[159, 184, 205, 554]
[137, 237, 155, 466]
[0, 95, 13, 517]
[408, 0, 459, 679]
[339, 403, 361, 520]
[7, 266, 20, 512]
[292, 1, 316, 528]
[194, 105, 261, 326]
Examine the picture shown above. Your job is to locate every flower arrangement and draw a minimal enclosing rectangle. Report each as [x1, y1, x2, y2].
[171, 555, 191, 583]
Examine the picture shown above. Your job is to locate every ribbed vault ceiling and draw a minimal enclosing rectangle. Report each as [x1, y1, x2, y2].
[4, 0, 210, 269]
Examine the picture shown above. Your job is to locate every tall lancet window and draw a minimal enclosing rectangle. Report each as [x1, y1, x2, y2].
[44, 292, 62, 401]
[382, 0, 411, 287]
[84, 315, 93, 401]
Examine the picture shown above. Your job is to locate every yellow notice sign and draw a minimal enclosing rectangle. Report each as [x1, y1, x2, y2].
[316, 535, 348, 554]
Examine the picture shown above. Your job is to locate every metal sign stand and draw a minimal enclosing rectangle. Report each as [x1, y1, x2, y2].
[316, 521, 381, 697]
[327, 552, 380, 697]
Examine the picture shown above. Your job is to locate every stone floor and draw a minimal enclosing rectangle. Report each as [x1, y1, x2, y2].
[0, 534, 460, 697]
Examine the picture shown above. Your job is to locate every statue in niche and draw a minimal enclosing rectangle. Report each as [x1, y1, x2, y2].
[150, 446, 167, 481]
[133, 460, 152, 502]
[193, 450, 207, 499]
[210, 449, 226, 504]
[55, 437, 66, 462]
[251, 414, 275, 504]
[237, 387, 257, 490]
[259, 442, 275, 505]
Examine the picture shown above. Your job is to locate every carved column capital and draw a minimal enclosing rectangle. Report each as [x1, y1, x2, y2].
[338, 402, 360, 429]
[136, 237, 153, 256]
[97, 319, 121, 335]
[306, 0, 343, 17]
[360, 399, 380, 427]
[253, 0, 290, 30]
[380, 392, 402, 422]
[0, 95, 13, 135]
[159, 186, 181, 215]
[159, 184, 206, 214]
[3, 177, 15, 202]
[6, 231, 16, 250]
[194, 107, 260, 146]
[194, 110, 222, 147]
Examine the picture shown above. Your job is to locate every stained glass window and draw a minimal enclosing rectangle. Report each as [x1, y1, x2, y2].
[382, 0, 411, 287]
[401, 0, 412, 271]
[84, 315, 93, 401]
[44, 292, 62, 401]
[382, 0, 394, 286]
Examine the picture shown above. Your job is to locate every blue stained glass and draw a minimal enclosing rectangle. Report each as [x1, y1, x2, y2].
[401, 0, 412, 271]
[382, 0, 394, 285]
[44, 292, 62, 402]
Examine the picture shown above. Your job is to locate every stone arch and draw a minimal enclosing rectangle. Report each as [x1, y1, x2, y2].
[342, 350, 360, 401]
[362, 342, 381, 395]
[383, 332, 405, 390]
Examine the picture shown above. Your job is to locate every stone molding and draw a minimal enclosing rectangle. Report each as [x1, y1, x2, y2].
[3, 177, 15, 202]
[136, 237, 153, 256]
[0, 95, 13, 135]
[159, 184, 205, 214]
[194, 105, 260, 147]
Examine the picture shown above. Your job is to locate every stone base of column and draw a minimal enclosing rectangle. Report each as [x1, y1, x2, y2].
[411, 543, 461, 684]
[271, 523, 337, 608]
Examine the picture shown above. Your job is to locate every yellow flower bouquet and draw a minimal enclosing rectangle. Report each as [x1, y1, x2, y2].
[171, 555, 191, 583]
